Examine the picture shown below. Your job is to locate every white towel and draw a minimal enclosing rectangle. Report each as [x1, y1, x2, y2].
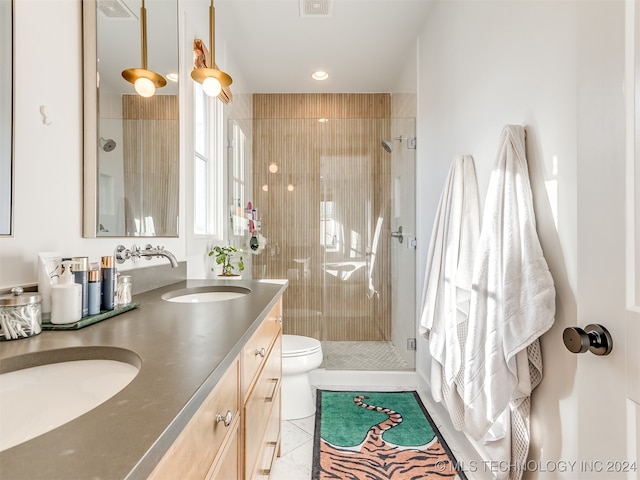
[463, 125, 555, 480]
[419, 155, 481, 428]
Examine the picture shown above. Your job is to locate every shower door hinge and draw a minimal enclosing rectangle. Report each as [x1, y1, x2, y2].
[407, 338, 416, 351]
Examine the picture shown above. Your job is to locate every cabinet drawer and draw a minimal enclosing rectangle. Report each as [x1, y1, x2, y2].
[251, 388, 281, 479]
[149, 359, 239, 480]
[245, 335, 282, 476]
[242, 301, 282, 398]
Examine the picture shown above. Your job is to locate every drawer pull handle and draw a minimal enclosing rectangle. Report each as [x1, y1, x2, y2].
[255, 347, 266, 358]
[215, 410, 233, 427]
[265, 378, 279, 402]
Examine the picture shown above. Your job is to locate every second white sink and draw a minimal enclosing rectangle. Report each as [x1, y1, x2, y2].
[161, 286, 251, 303]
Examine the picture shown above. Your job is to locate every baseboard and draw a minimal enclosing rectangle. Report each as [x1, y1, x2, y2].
[414, 371, 492, 480]
[309, 368, 418, 389]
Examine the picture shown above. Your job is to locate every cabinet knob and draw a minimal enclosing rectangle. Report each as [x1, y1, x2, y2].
[215, 410, 233, 427]
[563, 323, 613, 356]
[255, 348, 266, 358]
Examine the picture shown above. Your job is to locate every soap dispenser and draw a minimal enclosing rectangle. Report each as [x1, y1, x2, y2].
[50, 260, 82, 324]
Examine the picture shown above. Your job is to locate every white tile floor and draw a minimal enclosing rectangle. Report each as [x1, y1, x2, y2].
[321, 341, 410, 371]
[270, 372, 491, 480]
[270, 414, 316, 479]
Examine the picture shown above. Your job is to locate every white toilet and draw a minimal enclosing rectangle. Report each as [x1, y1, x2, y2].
[281, 334, 323, 420]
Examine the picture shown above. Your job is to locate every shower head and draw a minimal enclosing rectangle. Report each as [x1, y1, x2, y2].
[381, 136, 403, 153]
[100, 137, 117, 153]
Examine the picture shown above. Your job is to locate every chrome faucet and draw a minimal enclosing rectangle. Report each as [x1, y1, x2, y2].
[115, 244, 178, 268]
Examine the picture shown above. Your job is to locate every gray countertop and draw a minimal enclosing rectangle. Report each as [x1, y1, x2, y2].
[0, 278, 287, 480]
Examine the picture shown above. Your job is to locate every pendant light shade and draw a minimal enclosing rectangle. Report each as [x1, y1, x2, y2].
[191, 0, 232, 97]
[122, 0, 166, 97]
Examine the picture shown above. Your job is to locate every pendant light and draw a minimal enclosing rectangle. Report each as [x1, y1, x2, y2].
[191, 0, 232, 97]
[122, 0, 166, 97]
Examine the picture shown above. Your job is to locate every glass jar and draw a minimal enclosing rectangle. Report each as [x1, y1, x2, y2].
[115, 275, 132, 306]
[0, 287, 42, 340]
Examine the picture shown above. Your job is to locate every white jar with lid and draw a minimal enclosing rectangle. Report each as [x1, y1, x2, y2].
[115, 275, 132, 306]
[0, 287, 42, 340]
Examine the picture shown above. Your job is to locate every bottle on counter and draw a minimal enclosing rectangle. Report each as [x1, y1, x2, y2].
[101, 256, 115, 311]
[37, 251, 61, 321]
[72, 256, 89, 317]
[50, 260, 82, 324]
[88, 268, 102, 315]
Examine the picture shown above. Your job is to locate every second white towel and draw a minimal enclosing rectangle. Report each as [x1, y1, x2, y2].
[419, 154, 481, 429]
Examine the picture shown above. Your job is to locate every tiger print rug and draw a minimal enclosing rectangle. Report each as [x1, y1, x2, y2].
[312, 390, 466, 479]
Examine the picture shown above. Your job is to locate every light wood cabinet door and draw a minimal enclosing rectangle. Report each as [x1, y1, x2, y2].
[243, 297, 283, 479]
[242, 300, 282, 401]
[206, 415, 240, 480]
[149, 359, 240, 480]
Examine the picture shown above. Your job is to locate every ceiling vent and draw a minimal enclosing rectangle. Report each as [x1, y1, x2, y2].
[97, 0, 137, 20]
[300, 0, 332, 17]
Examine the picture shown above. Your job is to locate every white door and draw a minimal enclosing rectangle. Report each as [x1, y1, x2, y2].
[569, 2, 639, 475]
[626, 0, 640, 469]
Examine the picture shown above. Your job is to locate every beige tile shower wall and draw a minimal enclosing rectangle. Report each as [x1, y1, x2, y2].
[122, 95, 179, 236]
[252, 94, 392, 341]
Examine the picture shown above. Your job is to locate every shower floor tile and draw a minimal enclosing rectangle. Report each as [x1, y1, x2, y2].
[321, 341, 410, 370]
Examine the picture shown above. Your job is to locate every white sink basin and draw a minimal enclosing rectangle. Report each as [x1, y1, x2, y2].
[0, 356, 139, 451]
[162, 286, 251, 303]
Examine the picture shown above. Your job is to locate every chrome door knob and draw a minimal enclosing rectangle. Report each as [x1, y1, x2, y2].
[563, 323, 613, 356]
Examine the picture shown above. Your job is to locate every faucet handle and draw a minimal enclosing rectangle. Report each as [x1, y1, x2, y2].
[115, 245, 130, 264]
[130, 244, 141, 263]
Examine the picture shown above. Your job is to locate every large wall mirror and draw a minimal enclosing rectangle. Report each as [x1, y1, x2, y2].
[0, 0, 13, 236]
[83, 0, 179, 237]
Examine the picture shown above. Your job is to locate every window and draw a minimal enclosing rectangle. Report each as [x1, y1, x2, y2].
[320, 200, 339, 252]
[230, 121, 246, 236]
[193, 82, 223, 236]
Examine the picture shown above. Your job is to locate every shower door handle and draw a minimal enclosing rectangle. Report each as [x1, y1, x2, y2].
[391, 226, 404, 243]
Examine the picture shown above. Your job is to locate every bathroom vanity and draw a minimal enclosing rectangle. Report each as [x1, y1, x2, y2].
[0, 279, 286, 480]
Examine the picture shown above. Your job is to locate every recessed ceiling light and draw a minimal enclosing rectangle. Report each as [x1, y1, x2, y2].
[312, 70, 329, 81]
[166, 73, 178, 82]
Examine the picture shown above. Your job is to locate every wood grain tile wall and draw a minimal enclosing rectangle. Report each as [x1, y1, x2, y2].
[122, 95, 179, 236]
[252, 94, 391, 341]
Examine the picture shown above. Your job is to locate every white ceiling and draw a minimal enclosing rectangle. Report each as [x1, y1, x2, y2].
[97, 0, 434, 95]
[213, 0, 434, 93]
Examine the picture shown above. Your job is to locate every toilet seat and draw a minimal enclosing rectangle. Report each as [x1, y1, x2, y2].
[282, 334, 322, 358]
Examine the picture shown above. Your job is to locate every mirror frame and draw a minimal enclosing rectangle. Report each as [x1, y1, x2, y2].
[0, 0, 14, 237]
[82, 0, 98, 238]
[82, 0, 180, 238]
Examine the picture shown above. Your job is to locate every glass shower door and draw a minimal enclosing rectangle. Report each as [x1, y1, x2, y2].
[251, 116, 415, 371]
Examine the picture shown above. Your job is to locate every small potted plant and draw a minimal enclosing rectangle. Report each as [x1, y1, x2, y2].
[209, 245, 245, 277]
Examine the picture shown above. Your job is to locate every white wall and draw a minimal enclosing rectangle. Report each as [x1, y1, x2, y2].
[0, 0, 253, 289]
[415, 0, 626, 475]
[0, 0, 186, 289]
